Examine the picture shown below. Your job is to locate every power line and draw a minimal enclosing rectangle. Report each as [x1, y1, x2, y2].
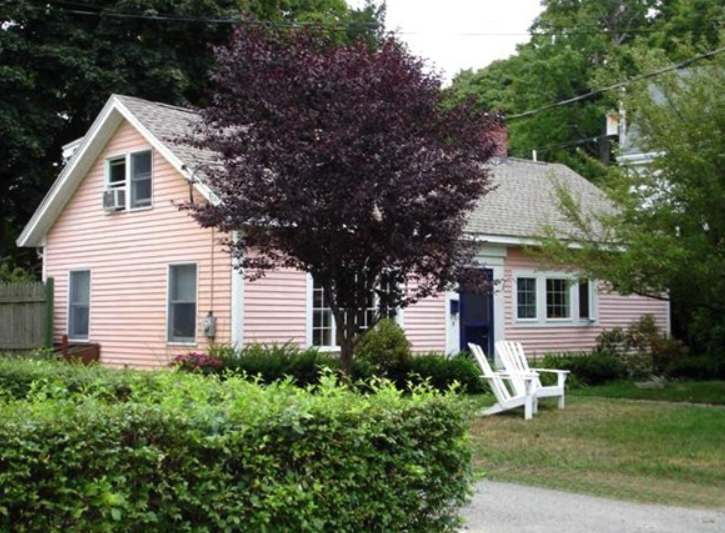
[28, 2, 725, 37]
[28, 2, 379, 29]
[507, 45, 725, 121]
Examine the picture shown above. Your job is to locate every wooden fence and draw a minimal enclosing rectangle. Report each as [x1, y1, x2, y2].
[0, 279, 54, 350]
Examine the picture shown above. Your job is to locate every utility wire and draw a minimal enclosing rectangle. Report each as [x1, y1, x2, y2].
[29, 2, 379, 29]
[507, 45, 725, 121]
[31, 2, 725, 37]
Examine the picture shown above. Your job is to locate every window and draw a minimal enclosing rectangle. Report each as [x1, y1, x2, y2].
[311, 275, 398, 348]
[579, 280, 592, 320]
[107, 157, 126, 190]
[516, 277, 537, 319]
[68, 270, 90, 340]
[312, 281, 334, 347]
[105, 150, 152, 210]
[130, 151, 152, 208]
[168, 264, 197, 343]
[546, 278, 570, 319]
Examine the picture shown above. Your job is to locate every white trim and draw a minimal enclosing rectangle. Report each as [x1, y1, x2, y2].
[305, 273, 314, 348]
[166, 262, 199, 345]
[230, 231, 244, 348]
[305, 273, 404, 349]
[445, 290, 460, 355]
[492, 265, 505, 368]
[511, 269, 599, 328]
[617, 151, 664, 166]
[67, 268, 91, 342]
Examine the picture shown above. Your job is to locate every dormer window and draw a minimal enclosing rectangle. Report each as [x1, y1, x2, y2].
[104, 150, 152, 212]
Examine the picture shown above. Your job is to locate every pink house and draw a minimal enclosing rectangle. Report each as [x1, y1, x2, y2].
[17, 95, 669, 368]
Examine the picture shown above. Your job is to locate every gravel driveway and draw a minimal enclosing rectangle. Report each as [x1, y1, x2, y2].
[460, 480, 725, 533]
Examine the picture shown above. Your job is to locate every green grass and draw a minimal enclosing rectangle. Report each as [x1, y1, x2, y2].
[469, 395, 725, 509]
[573, 380, 725, 405]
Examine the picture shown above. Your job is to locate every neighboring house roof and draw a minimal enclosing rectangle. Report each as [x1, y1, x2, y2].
[467, 158, 615, 243]
[18, 94, 615, 248]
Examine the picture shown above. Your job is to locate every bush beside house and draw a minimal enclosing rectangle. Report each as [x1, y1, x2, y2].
[0, 360, 473, 533]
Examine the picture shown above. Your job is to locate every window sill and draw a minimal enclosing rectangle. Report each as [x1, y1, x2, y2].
[512, 320, 599, 329]
[67, 335, 90, 342]
[167, 341, 198, 347]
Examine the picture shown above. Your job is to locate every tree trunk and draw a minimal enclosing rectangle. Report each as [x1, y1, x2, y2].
[339, 335, 355, 377]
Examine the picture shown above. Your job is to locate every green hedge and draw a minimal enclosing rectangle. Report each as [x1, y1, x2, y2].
[539, 352, 629, 386]
[0, 356, 159, 402]
[0, 362, 472, 533]
[202, 344, 486, 394]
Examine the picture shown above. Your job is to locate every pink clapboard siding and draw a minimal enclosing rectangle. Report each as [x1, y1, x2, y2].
[241, 268, 447, 352]
[45, 120, 232, 368]
[405, 289, 447, 353]
[502, 247, 669, 357]
[243, 269, 308, 347]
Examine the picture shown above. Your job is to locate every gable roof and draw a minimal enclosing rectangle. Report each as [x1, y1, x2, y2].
[17, 94, 218, 247]
[19, 94, 615, 248]
[467, 158, 615, 244]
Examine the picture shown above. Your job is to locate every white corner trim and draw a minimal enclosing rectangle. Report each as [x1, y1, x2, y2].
[444, 290, 460, 355]
[305, 273, 314, 348]
[492, 265, 505, 368]
[230, 231, 244, 348]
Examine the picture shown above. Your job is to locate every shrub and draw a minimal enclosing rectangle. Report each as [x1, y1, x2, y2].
[540, 352, 628, 386]
[409, 352, 488, 395]
[354, 319, 413, 381]
[0, 365, 472, 533]
[595, 315, 690, 378]
[666, 354, 725, 380]
[0, 357, 158, 402]
[172, 351, 223, 374]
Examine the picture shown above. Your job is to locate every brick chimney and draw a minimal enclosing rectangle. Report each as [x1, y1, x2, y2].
[489, 122, 508, 159]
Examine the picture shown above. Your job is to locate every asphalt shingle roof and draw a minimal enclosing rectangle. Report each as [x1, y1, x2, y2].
[117, 95, 615, 240]
[470, 158, 615, 240]
[115, 95, 219, 172]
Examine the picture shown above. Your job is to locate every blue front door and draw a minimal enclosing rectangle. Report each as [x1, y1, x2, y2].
[459, 269, 494, 356]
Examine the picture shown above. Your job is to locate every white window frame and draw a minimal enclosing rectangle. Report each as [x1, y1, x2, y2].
[166, 262, 199, 345]
[67, 269, 91, 341]
[104, 149, 153, 212]
[306, 274, 405, 351]
[514, 276, 538, 322]
[513, 270, 597, 327]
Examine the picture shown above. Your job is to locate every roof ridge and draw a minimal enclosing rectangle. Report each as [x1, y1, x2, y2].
[507, 157, 553, 166]
[113, 94, 198, 116]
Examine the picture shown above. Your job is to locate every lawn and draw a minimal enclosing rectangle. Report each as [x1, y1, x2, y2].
[469, 395, 725, 509]
[573, 380, 725, 405]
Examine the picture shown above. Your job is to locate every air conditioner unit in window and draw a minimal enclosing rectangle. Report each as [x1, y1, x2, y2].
[103, 188, 126, 212]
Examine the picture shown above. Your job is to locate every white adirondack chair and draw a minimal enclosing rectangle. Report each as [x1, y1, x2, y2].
[468, 343, 537, 421]
[495, 340, 569, 412]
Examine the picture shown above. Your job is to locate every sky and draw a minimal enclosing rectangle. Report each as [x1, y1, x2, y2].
[350, 0, 544, 83]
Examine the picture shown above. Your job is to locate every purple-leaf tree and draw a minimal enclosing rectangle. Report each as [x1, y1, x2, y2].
[188, 28, 503, 373]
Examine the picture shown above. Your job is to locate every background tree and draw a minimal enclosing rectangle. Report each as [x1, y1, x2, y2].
[534, 47, 725, 356]
[188, 28, 503, 373]
[0, 0, 383, 274]
[447, 0, 725, 180]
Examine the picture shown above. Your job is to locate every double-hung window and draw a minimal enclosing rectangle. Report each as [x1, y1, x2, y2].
[105, 150, 153, 210]
[130, 151, 152, 208]
[516, 277, 537, 319]
[68, 270, 90, 340]
[168, 264, 198, 343]
[514, 272, 596, 325]
[546, 278, 570, 319]
[311, 275, 399, 348]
